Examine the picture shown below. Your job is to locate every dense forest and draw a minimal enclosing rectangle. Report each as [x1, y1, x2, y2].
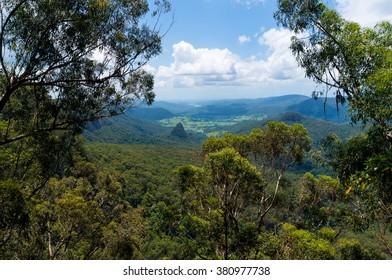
[1, 0, 391, 259]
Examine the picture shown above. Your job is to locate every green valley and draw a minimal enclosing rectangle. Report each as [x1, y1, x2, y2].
[159, 115, 267, 136]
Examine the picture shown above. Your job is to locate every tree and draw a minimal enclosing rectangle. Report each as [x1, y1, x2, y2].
[258, 223, 382, 260]
[295, 172, 347, 231]
[202, 133, 249, 158]
[0, 179, 29, 248]
[275, 0, 392, 255]
[174, 149, 264, 260]
[0, 0, 172, 144]
[205, 148, 264, 259]
[0, 155, 146, 259]
[259, 223, 336, 260]
[327, 130, 392, 256]
[200, 122, 311, 228]
[248, 122, 311, 225]
[274, 0, 392, 132]
[174, 123, 311, 259]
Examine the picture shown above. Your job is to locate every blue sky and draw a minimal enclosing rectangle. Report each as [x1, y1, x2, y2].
[146, 0, 392, 101]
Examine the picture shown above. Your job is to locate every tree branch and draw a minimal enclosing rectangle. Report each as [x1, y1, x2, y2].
[0, 0, 29, 81]
[258, 173, 282, 228]
[0, 111, 118, 145]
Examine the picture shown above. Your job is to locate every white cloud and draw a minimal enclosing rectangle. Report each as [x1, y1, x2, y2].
[171, 42, 237, 76]
[156, 41, 238, 88]
[155, 28, 307, 92]
[238, 35, 251, 44]
[335, 0, 392, 27]
[259, 28, 304, 80]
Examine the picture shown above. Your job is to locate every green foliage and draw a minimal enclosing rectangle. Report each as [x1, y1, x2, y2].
[3, 0, 392, 261]
[275, 0, 392, 131]
[249, 121, 311, 169]
[85, 142, 196, 207]
[0, 0, 172, 144]
[317, 125, 392, 255]
[101, 208, 146, 260]
[175, 148, 264, 259]
[0, 2, 172, 258]
[0, 134, 150, 259]
[202, 133, 249, 157]
[173, 122, 314, 259]
[274, 0, 326, 33]
[275, 1, 392, 254]
[83, 114, 204, 146]
[259, 223, 384, 260]
[205, 147, 264, 225]
[258, 223, 335, 260]
[1, 119, 390, 259]
[293, 172, 348, 230]
[0, 180, 29, 246]
[336, 239, 375, 260]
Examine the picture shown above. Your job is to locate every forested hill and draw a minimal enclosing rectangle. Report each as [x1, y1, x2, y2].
[286, 97, 349, 123]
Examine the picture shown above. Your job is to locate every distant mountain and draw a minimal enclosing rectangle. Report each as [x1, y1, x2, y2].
[277, 111, 360, 144]
[83, 94, 358, 146]
[152, 101, 196, 114]
[147, 95, 311, 120]
[286, 97, 350, 123]
[183, 103, 249, 119]
[123, 95, 351, 124]
[124, 107, 174, 121]
[170, 95, 350, 123]
[188, 94, 309, 107]
[238, 94, 309, 107]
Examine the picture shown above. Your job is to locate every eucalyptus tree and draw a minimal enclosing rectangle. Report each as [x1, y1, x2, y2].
[0, 0, 172, 257]
[175, 148, 264, 260]
[274, 0, 392, 131]
[274, 0, 392, 255]
[0, 0, 171, 145]
[175, 122, 311, 259]
[248, 122, 311, 226]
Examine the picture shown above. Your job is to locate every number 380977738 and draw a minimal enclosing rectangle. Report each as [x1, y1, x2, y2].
[216, 267, 270, 276]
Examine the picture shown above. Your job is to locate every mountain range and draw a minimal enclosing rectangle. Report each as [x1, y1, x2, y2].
[83, 94, 360, 146]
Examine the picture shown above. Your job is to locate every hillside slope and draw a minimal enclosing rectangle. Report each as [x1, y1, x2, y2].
[228, 111, 362, 146]
[286, 97, 350, 123]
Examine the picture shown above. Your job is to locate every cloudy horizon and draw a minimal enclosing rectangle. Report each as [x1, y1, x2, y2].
[146, 0, 390, 101]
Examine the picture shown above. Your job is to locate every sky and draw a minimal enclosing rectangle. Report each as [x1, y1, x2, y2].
[145, 0, 392, 101]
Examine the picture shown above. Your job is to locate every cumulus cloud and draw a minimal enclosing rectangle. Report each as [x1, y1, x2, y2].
[335, 0, 392, 27]
[259, 28, 304, 80]
[238, 35, 251, 44]
[155, 28, 306, 90]
[156, 41, 238, 88]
